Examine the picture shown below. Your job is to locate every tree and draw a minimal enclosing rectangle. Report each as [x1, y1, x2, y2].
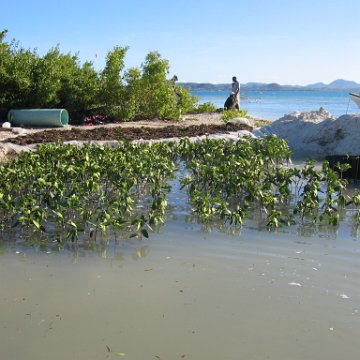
[100, 46, 128, 116]
[139, 51, 178, 119]
[123, 67, 142, 120]
[0, 30, 198, 122]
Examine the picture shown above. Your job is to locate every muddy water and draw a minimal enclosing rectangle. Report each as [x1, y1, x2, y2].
[1, 215, 360, 360]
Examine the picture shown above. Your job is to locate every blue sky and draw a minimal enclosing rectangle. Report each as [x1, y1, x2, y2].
[1, 0, 359, 85]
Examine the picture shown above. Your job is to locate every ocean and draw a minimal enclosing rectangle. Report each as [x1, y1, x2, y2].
[191, 89, 360, 121]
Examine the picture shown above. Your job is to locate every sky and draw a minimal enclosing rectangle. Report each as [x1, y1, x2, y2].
[1, 0, 360, 85]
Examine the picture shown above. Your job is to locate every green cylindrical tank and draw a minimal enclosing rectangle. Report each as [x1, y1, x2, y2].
[8, 109, 69, 127]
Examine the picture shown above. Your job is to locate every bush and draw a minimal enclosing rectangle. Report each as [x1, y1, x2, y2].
[222, 109, 249, 122]
[195, 102, 217, 113]
[0, 30, 197, 122]
[174, 85, 199, 115]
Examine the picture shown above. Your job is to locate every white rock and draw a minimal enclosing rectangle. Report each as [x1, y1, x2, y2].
[227, 117, 252, 127]
[2, 122, 11, 128]
[253, 108, 360, 159]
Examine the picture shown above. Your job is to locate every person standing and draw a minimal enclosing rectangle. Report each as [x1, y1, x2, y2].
[231, 76, 240, 110]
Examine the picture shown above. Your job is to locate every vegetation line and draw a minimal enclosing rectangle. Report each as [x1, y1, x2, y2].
[0, 29, 199, 123]
[1, 136, 360, 243]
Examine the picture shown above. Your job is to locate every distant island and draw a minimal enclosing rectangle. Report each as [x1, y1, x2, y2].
[178, 79, 360, 92]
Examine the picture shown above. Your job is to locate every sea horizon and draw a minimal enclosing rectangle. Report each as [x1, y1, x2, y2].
[191, 89, 360, 121]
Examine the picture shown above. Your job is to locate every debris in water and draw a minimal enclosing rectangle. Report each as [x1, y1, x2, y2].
[340, 294, 350, 299]
[288, 282, 302, 287]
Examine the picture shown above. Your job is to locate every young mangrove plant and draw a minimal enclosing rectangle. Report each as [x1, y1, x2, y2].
[0, 141, 177, 242]
[1, 136, 360, 243]
[179, 136, 357, 229]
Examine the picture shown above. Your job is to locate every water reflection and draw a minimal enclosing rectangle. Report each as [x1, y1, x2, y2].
[1, 173, 360, 259]
[1, 203, 360, 360]
[1, 203, 359, 260]
[0, 237, 152, 266]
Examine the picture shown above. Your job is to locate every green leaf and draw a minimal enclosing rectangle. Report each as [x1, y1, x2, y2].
[32, 219, 41, 229]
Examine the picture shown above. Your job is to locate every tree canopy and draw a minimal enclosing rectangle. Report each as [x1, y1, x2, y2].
[0, 30, 198, 123]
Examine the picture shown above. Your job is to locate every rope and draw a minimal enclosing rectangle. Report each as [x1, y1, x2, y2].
[346, 95, 351, 115]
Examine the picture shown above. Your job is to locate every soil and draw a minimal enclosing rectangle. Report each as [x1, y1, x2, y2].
[6, 122, 252, 146]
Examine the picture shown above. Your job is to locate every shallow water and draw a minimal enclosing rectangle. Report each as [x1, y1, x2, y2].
[1, 173, 360, 359]
[1, 210, 360, 360]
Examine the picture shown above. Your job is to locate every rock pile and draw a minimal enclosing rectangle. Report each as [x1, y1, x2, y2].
[253, 108, 360, 159]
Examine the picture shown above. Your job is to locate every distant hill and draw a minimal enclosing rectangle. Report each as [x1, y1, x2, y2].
[306, 82, 327, 89]
[325, 79, 360, 89]
[179, 79, 360, 91]
[241, 82, 300, 91]
[307, 79, 360, 90]
[178, 82, 229, 91]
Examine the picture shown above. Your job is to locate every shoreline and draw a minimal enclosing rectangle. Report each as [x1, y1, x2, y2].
[0, 113, 259, 162]
[3, 108, 359, 163]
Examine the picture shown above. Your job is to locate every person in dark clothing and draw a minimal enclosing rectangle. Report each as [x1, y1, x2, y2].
[224, 93, 237, 110]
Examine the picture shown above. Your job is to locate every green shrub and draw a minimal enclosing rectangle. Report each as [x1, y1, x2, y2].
[99, 46, 128, 117]
[195, 102, 217, 113]
[0, 30, 197, 122]
[174, 85, 198, 115]
[222, 109, 249, 122]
